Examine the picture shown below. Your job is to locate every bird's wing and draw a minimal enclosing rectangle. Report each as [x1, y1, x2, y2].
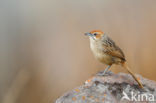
[101, 34, 125, 61]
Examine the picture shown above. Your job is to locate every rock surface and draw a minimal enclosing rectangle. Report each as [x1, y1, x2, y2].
[55, 72, 156, 103]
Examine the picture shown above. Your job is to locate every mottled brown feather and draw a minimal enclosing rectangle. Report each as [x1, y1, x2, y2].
[101, 34, 126, 62]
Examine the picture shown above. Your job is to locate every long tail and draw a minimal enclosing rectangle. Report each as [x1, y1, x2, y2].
[122, 62, 143, 88]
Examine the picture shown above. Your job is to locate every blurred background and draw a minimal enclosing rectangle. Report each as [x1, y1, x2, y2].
[1, 0, 156, 103]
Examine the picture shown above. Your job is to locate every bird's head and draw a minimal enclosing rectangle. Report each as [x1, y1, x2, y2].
[85, 30, 104, 40]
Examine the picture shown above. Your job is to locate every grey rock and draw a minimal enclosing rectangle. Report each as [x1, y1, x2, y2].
[56, 72, 156, 103]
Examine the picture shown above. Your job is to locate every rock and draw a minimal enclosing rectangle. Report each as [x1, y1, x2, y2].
[55, 72, 156, 103]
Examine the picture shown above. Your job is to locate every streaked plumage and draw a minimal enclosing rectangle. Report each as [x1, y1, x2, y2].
[89, 31, 125, 65]
[85, 30, 143, 88]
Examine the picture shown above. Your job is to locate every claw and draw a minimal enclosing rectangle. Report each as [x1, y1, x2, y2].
[96, 70, 113, 76]
[96, 65, 112, 76]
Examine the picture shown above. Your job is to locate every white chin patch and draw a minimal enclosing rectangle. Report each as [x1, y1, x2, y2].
[89, 36, 96, 40]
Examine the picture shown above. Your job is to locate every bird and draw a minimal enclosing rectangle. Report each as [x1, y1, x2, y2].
[85, 30, 143, 88]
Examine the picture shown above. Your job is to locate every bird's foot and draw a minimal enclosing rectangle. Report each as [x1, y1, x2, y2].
[96, 70, 113, 76]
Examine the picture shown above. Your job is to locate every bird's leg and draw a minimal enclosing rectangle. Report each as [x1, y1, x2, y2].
[97, 65, 112, 76]
[103, 65, 112, 75]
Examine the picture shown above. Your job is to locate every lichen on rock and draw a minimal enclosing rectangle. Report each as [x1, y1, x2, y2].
[56, 72, 156, 103]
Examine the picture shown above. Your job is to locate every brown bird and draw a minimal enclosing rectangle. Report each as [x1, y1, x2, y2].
[85, 30, 143, 88]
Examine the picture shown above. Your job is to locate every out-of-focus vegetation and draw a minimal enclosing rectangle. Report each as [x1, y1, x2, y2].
[0, 0, 156, 103]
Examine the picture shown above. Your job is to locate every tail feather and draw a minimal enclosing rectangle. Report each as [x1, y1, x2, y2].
[122, 62, 143, 88]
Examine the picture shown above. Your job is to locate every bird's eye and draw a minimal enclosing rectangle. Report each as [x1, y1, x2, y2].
[94, 33, 97, 36]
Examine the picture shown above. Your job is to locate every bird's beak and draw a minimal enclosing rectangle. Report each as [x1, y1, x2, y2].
[84, 32, 92, 37]
[85, 32, 95, 40]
